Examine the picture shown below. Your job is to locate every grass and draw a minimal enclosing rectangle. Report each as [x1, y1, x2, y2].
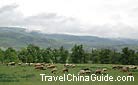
[0, 64, 137, 85]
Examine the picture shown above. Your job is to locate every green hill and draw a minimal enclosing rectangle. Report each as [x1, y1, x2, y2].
[0, 27, 138, 50]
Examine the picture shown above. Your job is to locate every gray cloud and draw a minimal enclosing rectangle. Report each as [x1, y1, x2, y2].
[0, 4, 82, 34]
[80, 24, 138, 39]
[20, 12, 83, 34]
[0, 4, 17, 13]
[0, 4, 24, 26]
[0, 4, 138, 39]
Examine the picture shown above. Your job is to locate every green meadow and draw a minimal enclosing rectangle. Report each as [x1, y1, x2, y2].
[0, 64, 137, 85]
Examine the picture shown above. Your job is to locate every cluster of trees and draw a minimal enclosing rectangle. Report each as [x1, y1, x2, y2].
[0, 44, 138, 65]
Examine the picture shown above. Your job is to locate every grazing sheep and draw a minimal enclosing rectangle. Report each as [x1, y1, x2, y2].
[7, 62, 15, 66]
[101, 68, 108, 75]
[133, 67, 137, 69]
[71, 64, 76, 68]
[18, 63, 22, 66]
[51, 67, 57, 73]
[102, 68, 107, 72]
[82, 68, 91, 74]
[85, 70, 91, 74]
[34, 63, 45, 70]
[25, 63, 29, 66]
[122, 67, 129, 72]
[129, 65, 137, 69]
[62, 68, 68, 73]
[35, 66, 45, 70]
[64, 64, 76, 68]
[112, 66, 116, 69]
[118, 66, 123, 69]
[95, 69, 102, 74]
[112, 66, 123, 70]
[47, 64, 56, 69]
[45, 63, 50, 67]
[128, 72, 133, 76]
[78, 69, 91, 75]
[78, 70, 85, 75]
[34, 63, 42, 67]
[29, 63, 34, 66]
[64, 64, 70, 67]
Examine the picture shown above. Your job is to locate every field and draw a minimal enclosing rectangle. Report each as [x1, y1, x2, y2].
[0, 64, 138, 85]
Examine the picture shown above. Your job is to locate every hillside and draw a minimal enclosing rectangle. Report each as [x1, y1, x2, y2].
[0, 27, 138, 50]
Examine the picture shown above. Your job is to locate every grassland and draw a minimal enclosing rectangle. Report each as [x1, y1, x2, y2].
[0, 64, 138, 85]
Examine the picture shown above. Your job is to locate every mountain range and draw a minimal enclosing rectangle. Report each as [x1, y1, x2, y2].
[0, 27, 138, 50]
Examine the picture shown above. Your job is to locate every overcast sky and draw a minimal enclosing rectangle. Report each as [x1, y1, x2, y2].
[0, 0, 138, 39]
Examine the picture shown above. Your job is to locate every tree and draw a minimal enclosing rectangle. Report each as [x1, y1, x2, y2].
[134, 52, 138, 65]
[99, 49, 111, 64]
[18, 48, 28, 63]
[110, 50, 121, 64]
[26, 44, 41, 63]
[4, 47, 19, 63]
[70, 44, 86, 63]
[42, 47, 53, 63]
[121, 47, 135, 65]
[58, 46, 69, 64]
[52, 48, 59, 63]
[90, 49, 100, 64]
[0, 48, 4, 63]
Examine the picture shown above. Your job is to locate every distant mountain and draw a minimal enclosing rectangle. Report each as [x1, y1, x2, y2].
[0, 27, 138, 50]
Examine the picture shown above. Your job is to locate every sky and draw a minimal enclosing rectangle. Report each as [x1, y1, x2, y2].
[0, 0, 138, 39]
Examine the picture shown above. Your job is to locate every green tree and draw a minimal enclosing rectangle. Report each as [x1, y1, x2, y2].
[52, 49, 59, 63]
[70, 44, 86, 63]
[18, 48, 28, 63]
[90, 49, 100, 64]
[99, 49, 111, 64]
[4, 47, 19, 63]
[121, 47, 135, 65]
[42, 47, 53, 63]
[110, 50, 121, 64]
[27, 44, 40, 63]
[59, 46, 69, 63]
[0, 48, 4, 63]
[134, 52, 138, 65]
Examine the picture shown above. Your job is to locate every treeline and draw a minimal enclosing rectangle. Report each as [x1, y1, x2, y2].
[0, 44, 138, 65]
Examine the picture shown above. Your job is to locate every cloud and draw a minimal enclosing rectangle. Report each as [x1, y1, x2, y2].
[79, 24, 138, 39]
[0, 3, 138, 39]
[21, 13, 83, 34]
[0, 4, 79, 35]
[0, 4, 24, 26]
[0, 4, 82, 34]
[0, 4, 18, 13]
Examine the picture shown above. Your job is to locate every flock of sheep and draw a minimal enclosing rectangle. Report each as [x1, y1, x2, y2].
[34, 63, 75, 74]
[112, 65, 137, 76]
[33, 63, 108, 75]
[6, 62, 138, 76]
